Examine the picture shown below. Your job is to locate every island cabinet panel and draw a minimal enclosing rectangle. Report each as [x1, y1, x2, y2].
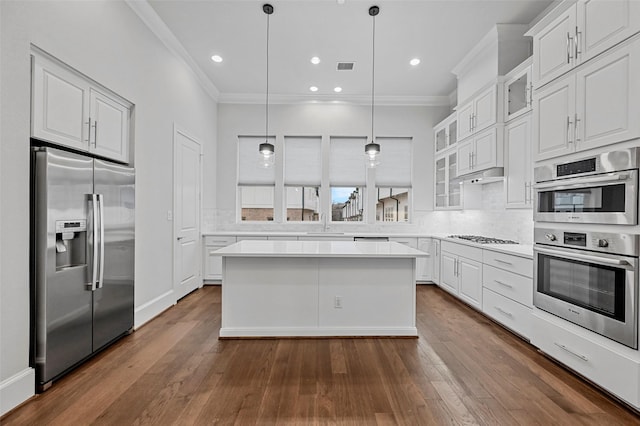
[221, 257, 320, 329]
[318, 258, 414, 329]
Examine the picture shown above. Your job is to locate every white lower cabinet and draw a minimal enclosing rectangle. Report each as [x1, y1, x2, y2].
[203, 236, 236, 282]
[482, 288, 531, 338]
[440, 241, 483, 310]
[481, 249, 533, 339]
[416, 238, 433, 283]
[432, 239, 441, 285]
[531, 311, 640, 408]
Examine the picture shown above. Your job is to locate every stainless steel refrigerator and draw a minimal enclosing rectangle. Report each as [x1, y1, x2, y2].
[31, 146, 134, 390]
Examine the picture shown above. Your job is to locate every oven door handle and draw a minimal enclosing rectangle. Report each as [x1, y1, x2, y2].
[535, 247, 631, 267]
[534, 173, 629, 190]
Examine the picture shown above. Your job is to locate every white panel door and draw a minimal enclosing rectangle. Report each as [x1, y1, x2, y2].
[90, 89, 130, 163]
[458, 258, 483, 310]
[440, 252, 459, 296]
[506, 115, 532, 208]
[578, 0, 640, 63]
[457, 140, 473, 176]
[473, 86, 496, 133]
[533, 6, 577, 87]
[32, 55, 89, 150]
[457, 101, 474, 141]
[174, 127, 202, 299]
[473, 127, 497, 171]
[533, 75, 575, 161]
[575, 38, 640, 152]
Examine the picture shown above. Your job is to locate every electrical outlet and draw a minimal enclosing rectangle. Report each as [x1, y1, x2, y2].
[167, 210, 173, 221]
[334, 296, 343, 309]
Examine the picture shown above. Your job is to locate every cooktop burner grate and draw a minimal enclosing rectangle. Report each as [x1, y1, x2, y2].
[447, 235, 519, 244]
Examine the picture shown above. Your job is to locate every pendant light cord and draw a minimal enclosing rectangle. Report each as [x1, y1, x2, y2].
[371, 12, 375, 142]
[265, 11, 270, 141]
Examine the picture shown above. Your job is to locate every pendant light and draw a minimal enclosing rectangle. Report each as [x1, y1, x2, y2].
[259, 3, 275, 168]
[365, 5, 381, 168]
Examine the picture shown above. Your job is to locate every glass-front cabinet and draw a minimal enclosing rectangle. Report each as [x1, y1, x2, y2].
[435, 150, 461, 210]
[504, 57, 532, 122]
[434, 112, 457, 154]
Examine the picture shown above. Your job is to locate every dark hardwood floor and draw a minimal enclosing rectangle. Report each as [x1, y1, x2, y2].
[3, 285, 640, 425]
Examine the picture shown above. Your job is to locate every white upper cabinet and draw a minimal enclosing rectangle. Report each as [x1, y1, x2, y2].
[530, 0, 640, 88]
[32, 52, 131, 163]
[505, 114, 532, 208]
[434, 112, 458, 154]
[457, 85, 497, 141]
[457, 126, 501, 176]
[533, 36, 640, 161]
[89, 89, 130, 162]
[504, 58, 533, 122]
[32, 54, 89, 152]
[531, 6, 577, 88]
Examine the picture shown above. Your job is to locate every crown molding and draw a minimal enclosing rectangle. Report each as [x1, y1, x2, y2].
[125, 0, 220, 101]
[218, 93, 451, 106]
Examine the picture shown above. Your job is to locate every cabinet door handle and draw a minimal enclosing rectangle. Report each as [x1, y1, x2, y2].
[529, 82, 534, 106]
[566, 32, 574, 63]
[469, 115, 472, 132]
[575, 27, 581, 59]
[494, 306, 513, 318]
[494, 259, 513, 266]
[494, 279, 513, 289]
[92, 121, 98, 146]
[468, 152, 472, 169]
[574, 113, 581, 142]
[554, 342, 589, 362]
[567, 116, 573, 144]
[85, 118, 92, 143]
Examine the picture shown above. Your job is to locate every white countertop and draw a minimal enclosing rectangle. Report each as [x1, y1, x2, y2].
[212, 240, 429, 258]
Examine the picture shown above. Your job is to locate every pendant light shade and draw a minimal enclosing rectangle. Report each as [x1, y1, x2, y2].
[259, 3, 275, 167]
[366, 5, 381, 168]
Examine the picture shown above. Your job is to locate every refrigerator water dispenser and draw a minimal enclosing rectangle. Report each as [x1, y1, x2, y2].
[55, 220, 86, 269]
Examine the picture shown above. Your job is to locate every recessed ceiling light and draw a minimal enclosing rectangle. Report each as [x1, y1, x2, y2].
[410, 58, 420, 66]
[334, 87, 342, 93]
[211, 55, 223, 63]
[309, 86, 319, 92]
[310, 56, 321, 65]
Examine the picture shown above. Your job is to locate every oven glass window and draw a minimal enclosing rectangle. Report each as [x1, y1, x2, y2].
[537, 253, 625, 321]
[538, 183, 625, 213]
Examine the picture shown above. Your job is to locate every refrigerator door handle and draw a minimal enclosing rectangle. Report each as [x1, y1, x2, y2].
[97, 194, 105, 289]
[87, 194, 99, 291]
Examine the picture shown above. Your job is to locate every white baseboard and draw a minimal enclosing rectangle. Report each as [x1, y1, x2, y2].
[219, 326, 418, 338]
[134, 289, 175, 329]
[0, 368, 35, 416]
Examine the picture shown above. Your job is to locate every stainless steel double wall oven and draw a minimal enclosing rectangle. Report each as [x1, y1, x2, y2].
[533, 148, 640, 348]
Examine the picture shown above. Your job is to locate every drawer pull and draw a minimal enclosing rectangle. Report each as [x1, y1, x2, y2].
[494, 259, 513, 266]
[494, 306, 513, 318]
[554, 343, 589, 362]
[494, 279, 513, 289]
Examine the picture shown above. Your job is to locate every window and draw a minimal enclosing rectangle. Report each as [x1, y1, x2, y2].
[375, 137, 412, 222]
[284, 137, 321, 222]
[331, 187, 364, 222]
[286, 186, 320, 221]
[376, 187, 410, 222]
[239, 186, 274, 221]
[330, 137, 366, 222]
[237, 136, 275, 222]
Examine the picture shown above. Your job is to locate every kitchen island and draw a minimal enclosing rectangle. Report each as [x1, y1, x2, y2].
[213, 240, 428, 338]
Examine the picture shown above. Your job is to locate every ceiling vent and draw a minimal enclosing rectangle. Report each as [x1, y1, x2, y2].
[336, 62, 355, 71]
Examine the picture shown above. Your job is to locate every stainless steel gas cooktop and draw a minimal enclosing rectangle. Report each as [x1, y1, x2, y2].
[447, 235, 519, 244]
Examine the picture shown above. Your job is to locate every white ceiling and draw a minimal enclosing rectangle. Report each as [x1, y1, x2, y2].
[145, 0, 554, 104]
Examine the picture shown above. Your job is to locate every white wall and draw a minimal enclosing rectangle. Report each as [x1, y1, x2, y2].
[0, 0, 217, 414]
[214, 102, 449, 233]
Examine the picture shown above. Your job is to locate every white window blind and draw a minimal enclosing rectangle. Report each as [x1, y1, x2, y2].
[237, 136, 276, 185]
[375, 137, 412, 187]
[329, 136, 367, 186]
[284, 136, 322, 186]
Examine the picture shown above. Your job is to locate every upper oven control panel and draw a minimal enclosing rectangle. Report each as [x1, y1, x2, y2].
[535, 227, 639, 257]
[534, 147, 640, 183]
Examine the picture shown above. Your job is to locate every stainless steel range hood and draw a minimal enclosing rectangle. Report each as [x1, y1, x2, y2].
[454, 167, 505, 184]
